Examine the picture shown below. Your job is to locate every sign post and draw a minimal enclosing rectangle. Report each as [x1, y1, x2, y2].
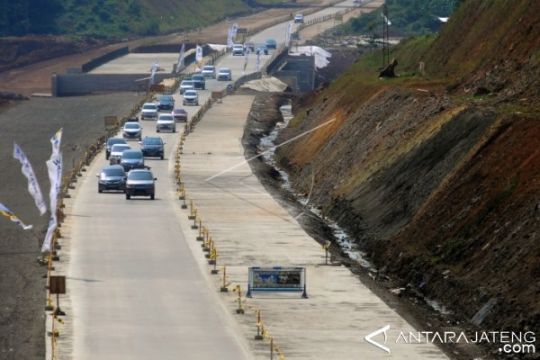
[49, 275, 66, 316]
[247, 267, 307, 298]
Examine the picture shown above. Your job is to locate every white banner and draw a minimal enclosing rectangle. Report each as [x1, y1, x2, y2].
[41, 154, 62, 252]
[176, 43, 186, 72]
[195, 45, 203, 63]
[256, 51, 261, 71]
[42, 129, 63, 253]
[231, 23, 238, 39]
[227, 28, 234, 48]
[13, 143, 47, 215]
[286, 22, 293, 46]
[50, 128, 62, 158]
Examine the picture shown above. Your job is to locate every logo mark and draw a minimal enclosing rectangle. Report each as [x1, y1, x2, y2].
[365, 325, 391, 353]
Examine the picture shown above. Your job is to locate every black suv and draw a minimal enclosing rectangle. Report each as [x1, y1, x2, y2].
[125, 169, 156, 200]
[105, 137, 127, 160]
[156, 95, 175, 111]
[140, 136, 165, 159]
[97, 165, 127, 193]
[191, 74, 206, 90]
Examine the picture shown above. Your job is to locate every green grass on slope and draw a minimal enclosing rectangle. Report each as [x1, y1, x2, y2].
[337, 0, 459, 37]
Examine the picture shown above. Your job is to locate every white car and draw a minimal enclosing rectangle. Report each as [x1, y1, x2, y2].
[156, 113, 176, 133]
[294, 13, 304, 23]
[232, 44, 244, 56]
[141, 102, 158, 120]
[201, 65, 216, 79]
[183, 89, 199, 106]
[109, 144, 131, 165]
[217, 67, 232, 81]
[179, 80, 194, 94]
[123, 122, 142, 140]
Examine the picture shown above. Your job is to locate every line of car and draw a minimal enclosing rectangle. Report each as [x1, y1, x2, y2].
[100, 51, 245, 200]
[100, 135, 165, 199]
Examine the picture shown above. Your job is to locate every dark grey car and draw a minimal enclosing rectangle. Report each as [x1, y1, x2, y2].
[97, 165, 127, 193]
[120, 149, 145, 171]
[125, 169, 157, 200]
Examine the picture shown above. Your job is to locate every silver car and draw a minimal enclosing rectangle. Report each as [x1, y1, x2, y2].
[179, 80, 194, 94]
[109, 144, 131, 165]
[156, 113, 176, 133]
[141, 103, 158, 120]
[123, 122, 142, 140]
[201, 65, 216, 79]
[217, 67, 232, 81]
[183, 89, 199, 106]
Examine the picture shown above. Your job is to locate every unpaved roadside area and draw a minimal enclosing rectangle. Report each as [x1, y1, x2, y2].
[0, 93, 143, 360]
[178, 94, 448, 359]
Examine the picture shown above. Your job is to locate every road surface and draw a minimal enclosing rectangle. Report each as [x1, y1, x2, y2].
[61, 1, 387, 359]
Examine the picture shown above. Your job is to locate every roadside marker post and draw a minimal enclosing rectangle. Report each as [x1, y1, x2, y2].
[191, 215, 199, 230]
[210, 250, 219, 274]
[255, 310, 264, 340]
[220, 266, 228, 292]
[188, 201, 196, 219]
[197, 225, 204, 241]
[323, 240, 331, 265]
[234, 285, 245, 314]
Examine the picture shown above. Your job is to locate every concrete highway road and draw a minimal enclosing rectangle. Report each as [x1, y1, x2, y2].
[65, 1, 361, 358]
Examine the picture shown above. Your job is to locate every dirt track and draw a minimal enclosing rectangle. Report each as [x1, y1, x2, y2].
[0, 93, 143, 360]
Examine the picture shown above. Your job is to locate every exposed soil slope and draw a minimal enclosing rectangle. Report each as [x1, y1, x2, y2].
[276, 0, 540, 340]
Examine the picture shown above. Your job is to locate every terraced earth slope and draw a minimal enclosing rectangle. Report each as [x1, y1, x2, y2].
[276, 0, 540, 337]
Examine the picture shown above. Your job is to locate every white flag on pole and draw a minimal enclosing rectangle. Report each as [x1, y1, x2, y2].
[227, 28, 234, 48]
[176, 43, 186, 72]
[195, 45, 203, 63]
[231, 23, 238, 39]
[285, 22, 293, 46]
[382, 13, 392, 26]
[256, 51, 261, 71]
[41, 129, 63, 253]
[13, 143, 47, 215]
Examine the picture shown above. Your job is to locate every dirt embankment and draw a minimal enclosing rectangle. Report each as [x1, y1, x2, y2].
[274, 0, 540, 349]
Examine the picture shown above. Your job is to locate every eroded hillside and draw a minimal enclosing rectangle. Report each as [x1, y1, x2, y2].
[276, 0, 540, 335]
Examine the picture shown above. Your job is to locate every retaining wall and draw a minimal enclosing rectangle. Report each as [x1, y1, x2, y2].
[52, 73, 173, 96]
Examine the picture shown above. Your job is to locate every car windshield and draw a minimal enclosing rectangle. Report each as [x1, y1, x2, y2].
[219, 68, 230, 73]
[174, 109, 186, 113]
[111, 144, 130, 152]
[203, 66, 214, 71]
[129, 171, 153, 181]
[158, 96, 173, 101]
[123, 151, 142, 159]
[143, 104, 156, 110]
[107, 138, 125, 146]
[185, 90, 196, 96]
[181, 81, 193, 86]
[192, 75, 204, 80]
[125, 123, 140, 129]
[144, 138, 162, 145]
[159, 115, 173, 121]
[103, 167, 124, 176]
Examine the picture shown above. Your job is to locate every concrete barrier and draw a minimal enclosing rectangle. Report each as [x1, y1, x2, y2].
[52, 73, 173, 96]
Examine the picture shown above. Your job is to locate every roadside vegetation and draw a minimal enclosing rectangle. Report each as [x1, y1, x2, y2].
[338, 0, 459, 37]
[0, 0, 285, 38]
